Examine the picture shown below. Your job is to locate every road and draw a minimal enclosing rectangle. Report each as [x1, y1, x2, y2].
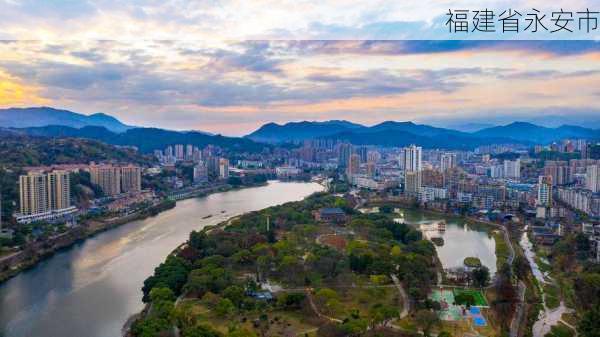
[390, 274, 410, 319]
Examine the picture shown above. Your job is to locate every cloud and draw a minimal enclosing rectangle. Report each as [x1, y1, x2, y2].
[0, 39, 599, 135]
[2, 0, 600, 39]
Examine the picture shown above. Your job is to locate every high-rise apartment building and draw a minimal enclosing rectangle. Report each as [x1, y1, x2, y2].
[218, 158, 230, 179]
[405, 171, 421, 194]
[503, 159, 521, 179]
[121, 165, 142, 193]
[402, 145, 422, 172]
[440, 152, 457, 171]
[346, 154, 360, 177]
[19, 170, 71, 216]
[366, 161, 376, 178]
[356, 146, 368, 163]
[587, 165, 600, 193]
[544, 161, 570, 186]
[47, 170, 71, 211]
[90, 164, 142, 196]
[367, 150, 381, 163]
[338, 143, 353, 169]
[175, 144, 185, 160]
[403, 145, 422, 193]
[193, 161, 208, 184]
[537, 175, 553, 207]
[19, 172, 49, 215]
[90, 165, 122, 196]
[185, 144, 194, 160]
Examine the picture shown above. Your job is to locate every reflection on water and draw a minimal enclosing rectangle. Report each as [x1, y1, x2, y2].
[397, 209, 497, 275]
[0, 181, 323, 337]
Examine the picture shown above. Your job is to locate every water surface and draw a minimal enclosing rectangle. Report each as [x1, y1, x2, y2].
[396, 209, 497, 274]
[0, 181, 323, 337]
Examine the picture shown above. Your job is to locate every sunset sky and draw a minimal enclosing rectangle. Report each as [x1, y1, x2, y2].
[0, 1, 599, 135]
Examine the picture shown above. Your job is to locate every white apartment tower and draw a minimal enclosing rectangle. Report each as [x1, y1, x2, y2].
[440, 152, 457, 171]
[503, 159, 521, 179]
[537, 175, 553, 207]
[586, 165, 600, 193]
[47, 170, 71, 211]
[19, 172, 49, 215]
[403, 145, 422, 194]
[19, 170, 71, 216]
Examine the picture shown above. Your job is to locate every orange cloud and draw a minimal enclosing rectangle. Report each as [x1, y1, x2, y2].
[0, 70, 49, 107]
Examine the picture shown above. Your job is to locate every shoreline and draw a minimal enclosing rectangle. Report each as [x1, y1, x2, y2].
[0, 199, 176, 284]
[0, 181, 271, 285]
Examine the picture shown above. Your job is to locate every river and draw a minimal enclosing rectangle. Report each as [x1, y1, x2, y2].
[0, 181, 323, 337]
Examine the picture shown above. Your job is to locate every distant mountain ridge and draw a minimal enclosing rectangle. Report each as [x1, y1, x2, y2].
[247, 120, 600, 148]
[7, 125, 267, 153]
[246, 120, 364, 143]
[473, 122, 600, 144]
[2, 107, 599, 150]
[0, 107, 133, 133]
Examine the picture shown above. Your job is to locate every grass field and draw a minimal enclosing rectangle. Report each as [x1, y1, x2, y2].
[453, 288, 488, 307]
[492, 231, 510, 268]
[543, 283, 561, 310]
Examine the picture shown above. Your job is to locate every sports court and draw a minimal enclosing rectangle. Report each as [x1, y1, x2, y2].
[452, 288, 488, 307]
[429, 288, 463, 321]
[429, 287, 489, 325]
[470, 307, 487, 326]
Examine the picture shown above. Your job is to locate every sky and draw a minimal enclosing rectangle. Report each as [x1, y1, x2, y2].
[0, 1, 599, 135]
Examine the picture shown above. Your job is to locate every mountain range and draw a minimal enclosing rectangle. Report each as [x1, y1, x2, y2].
[246, 120, 600, 148]
[0, 107, 133, 132]
[3, 125, 265, 153]
[1, 107, 599, 151]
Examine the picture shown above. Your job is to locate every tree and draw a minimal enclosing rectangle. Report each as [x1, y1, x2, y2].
[142, 256, 190, 302]
[493, 264, 517, 331]
[222, 285, 245, 308]
[277, 292, 305, 309]
[471, 266, 490, 288]
[341, 311, 368, 337]
[513, 255, 529, 280]
[575, 233, 592, 260]
[369, 303, 399, 328]
[150, 287, 175, 303]
[172, 301, 198, 331]
[414, 309, 440, 337]
[379, 205, 393, 214]
[574, 273, 600, 310]
[215, 298, 236, 317]
[579, 304, 600, 337]
[454, 293, 476, 307]
[131, 316, 172, 337]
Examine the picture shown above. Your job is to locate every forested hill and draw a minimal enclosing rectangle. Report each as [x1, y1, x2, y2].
[12, 125, 268, 154]
[0, 132, 153, 168]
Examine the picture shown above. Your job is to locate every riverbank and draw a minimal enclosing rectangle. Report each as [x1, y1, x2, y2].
[0, 181, 269, 285]
[0, 199, 176, 284]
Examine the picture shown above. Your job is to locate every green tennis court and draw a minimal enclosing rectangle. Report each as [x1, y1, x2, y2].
[452, 288, 488, 307]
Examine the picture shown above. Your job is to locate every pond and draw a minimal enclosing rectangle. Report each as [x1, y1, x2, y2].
[395, 209, 497, 275]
